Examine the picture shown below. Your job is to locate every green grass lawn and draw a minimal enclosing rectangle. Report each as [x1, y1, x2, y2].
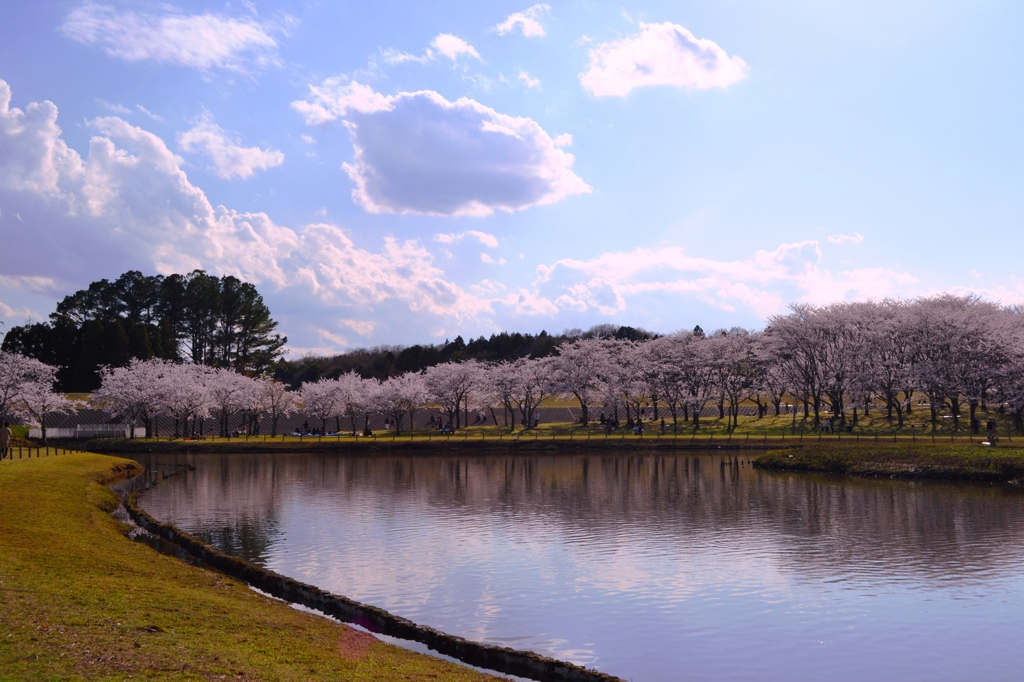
[0, 452, 499, 681]
[754, 442, 1024, 481]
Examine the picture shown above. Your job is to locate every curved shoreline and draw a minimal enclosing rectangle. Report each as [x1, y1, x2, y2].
[124, 485, 623, 682]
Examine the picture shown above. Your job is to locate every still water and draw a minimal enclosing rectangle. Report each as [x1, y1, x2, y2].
[137, 451, 1024, 681]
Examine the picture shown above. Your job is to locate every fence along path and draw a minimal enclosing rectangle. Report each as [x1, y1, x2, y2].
[2, 440, 87, 461]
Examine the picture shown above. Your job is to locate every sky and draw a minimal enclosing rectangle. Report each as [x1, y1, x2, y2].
[1, 0, 1023, 356]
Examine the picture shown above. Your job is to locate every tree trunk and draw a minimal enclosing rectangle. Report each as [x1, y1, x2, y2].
[576, 393, 589, 425]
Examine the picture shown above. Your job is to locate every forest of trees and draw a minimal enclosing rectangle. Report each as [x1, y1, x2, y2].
[1, 270, 286, 391]
[272, 324, 656, 387]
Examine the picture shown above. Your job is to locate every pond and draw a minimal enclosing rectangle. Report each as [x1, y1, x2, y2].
[136, 451, 1024, 681]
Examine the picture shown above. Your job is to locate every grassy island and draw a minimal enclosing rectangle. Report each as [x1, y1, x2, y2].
[0, 452, 499, 681]
[753, 443, 1024, 481]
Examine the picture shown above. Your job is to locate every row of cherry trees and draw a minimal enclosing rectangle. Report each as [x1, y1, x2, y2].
[6, 295, 1024, 439]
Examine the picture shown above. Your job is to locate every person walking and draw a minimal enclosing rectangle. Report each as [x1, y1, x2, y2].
[987, 419, 999, 446]
[0, 422, 11, 460]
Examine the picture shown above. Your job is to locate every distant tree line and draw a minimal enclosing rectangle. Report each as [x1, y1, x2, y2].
[271, 324, 656, 387]
[1, 270, 286, 391]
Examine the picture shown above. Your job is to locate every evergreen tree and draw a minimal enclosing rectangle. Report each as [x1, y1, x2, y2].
[0, 269, 287, 390]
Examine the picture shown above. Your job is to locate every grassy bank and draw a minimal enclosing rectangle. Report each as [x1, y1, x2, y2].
[753, 443, 1024, 481]
[0, 452, 499, 681]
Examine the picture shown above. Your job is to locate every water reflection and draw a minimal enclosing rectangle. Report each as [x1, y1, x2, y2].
[138, 451, 1024, 682]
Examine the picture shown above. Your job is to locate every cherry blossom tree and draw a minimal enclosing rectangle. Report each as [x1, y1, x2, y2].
[15, 381, 79, 445]
[509, 356, 556, 428]
[706, 330, 755, 429]
[298, 378, 342, 435]
[769, 306, 827, 426]
[257, 378, 295, 437]
[909, 295, 1005, 432]
[161, 363, 216, 437]
[857, 301, 917, 427]
[484, 361, 520, 429]
[209, 368, 253, 437]
[377, 373, 427, 434]
[551, 338, 610, 424]
[0, 351, 55, 425]
[424, 361, 481, 428]
[647, 334, 691, 430]
[93, 358, 170, 438]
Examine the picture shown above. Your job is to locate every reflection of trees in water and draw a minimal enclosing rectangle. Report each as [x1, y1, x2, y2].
[142, 451, 1024, 583]
[139, 454, 286, 565]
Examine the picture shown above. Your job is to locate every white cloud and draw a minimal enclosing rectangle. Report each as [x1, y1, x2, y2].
[480, 253, 506, 265]
[293, 81, 590, 216]
[430, 34, 480, 61]
[381, 48, 432, 65]
[0, 79, 498, 327]
[291, 78, 393, 124]
[60, 4, 283, 72]
[0, 301, 35, 321]
[383, 34, 481, 65]
[177, 114, 284, 180]
[518, 70, 541, 89]
[314, 328, 350, 350]
[435, 231, 500, 248]
[339, 319, 375, 336]
[580, 22, 747, 97]
[496, 5, 550, 37]
[136, 104, 164, 122]
[827, 232, 864, 245]
[0, 275, 60, 297]
[95, 98, 130, 114]
[535, 241, 918, 316]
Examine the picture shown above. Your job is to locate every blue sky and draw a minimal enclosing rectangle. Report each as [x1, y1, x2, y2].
[1, 0, 1022, 354]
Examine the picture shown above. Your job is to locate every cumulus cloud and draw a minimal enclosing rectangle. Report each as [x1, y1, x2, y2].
[0, 78, 498, 332]
[580, 22, 747, 97]
[292, 81, 589, 216]
[430, 34, 480, 61]
[535, 241, 918, 316]
[382, 33, 480, 65]
[291, 79, 393, 124]
[827, 232, 864, 245]
[177, 114, 284, 180]
[60, 4, 283, 72]
[496, 5, 550, 37]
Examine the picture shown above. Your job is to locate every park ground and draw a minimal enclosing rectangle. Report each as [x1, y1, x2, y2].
[66, 404, 1024, 453]
[0, 452, 500, 681]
